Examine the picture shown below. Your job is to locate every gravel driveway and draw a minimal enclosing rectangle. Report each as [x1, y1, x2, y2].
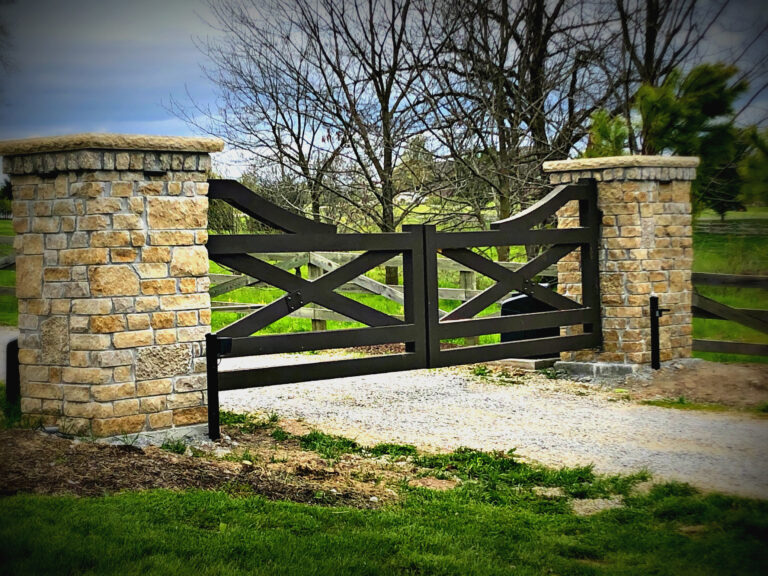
[220, 354, 768, 499]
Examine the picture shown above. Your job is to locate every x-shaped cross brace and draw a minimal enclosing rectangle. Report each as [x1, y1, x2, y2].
[214, 250, 404, 337]
[440, 244, 584, 321]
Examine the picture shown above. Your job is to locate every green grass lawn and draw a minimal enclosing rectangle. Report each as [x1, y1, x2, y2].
[0, 219, 13, 236]
[1, 443, 767, 575]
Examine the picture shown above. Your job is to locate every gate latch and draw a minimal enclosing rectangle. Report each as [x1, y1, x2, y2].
[285, 291, 304, 312]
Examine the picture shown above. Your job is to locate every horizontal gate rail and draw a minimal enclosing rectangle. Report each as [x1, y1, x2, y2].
[432, 227, 591, 248]
[207, 232, 414, 254]
[436, 308, 592, 340]
[219, 251, 558, 275]
[218, 353, 420, 391]
[431, 333, 599, 368]
[222, 324, 417, 357]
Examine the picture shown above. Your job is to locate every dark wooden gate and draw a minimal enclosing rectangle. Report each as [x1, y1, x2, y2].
[205, 178, 601, 439]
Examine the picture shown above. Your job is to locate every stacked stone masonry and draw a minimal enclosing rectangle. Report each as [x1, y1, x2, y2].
[2, 134, 224, 436]
[543, 156, 699, 365]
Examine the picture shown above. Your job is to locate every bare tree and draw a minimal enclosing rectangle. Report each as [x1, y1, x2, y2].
[172, 0, 348, 224]
[613, 0, 731, 152]
[179, 0, 444, 284]
[422, 0, 620, 259]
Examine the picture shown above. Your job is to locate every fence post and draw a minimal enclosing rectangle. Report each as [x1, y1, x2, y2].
[307, 259, 327, 332]
[459, 270, 479, 346]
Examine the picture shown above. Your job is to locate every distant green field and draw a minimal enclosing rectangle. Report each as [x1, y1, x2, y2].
[698, 206, 768, 220]
[0, 221, 15, 326]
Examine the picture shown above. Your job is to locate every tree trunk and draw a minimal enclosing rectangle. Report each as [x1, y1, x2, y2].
[496, 192, 511, 262]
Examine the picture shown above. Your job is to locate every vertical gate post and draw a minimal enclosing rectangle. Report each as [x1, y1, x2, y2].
[544, 157, 699, 371]
[420, 225, 440, 367]
[1, 134, 223, 436]
[205, 332, 221, 440]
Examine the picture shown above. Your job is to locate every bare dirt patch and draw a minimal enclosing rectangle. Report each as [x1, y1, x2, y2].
[0, 425, 447, 507]
[623, 360, 768, 409]
[571, 497, 623, 516]
[408, 477, 459, 491]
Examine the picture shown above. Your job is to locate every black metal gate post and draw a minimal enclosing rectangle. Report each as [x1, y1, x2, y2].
[206, 332, 221, 440]
[578, 179, 602, 343]
[5, 338, 19, 405]
[650, 296, 670, 369]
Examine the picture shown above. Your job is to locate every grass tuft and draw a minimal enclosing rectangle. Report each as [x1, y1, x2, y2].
[160, 439, 187, 455]
[219, 410, 279, 433]
[298, 430, 360, 460]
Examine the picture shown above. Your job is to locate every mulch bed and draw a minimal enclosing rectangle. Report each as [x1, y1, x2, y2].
[0, 429, 385, 507]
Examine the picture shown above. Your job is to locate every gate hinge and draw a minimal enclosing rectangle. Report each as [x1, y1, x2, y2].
[285, 291, 304, 311]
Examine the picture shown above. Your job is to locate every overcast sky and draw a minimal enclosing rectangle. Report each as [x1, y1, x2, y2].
[0, 0, 766, 175]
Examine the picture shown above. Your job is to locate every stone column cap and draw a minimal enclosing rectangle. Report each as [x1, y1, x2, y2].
[543, 155, 699, 172]
[0, 133, 225, 156]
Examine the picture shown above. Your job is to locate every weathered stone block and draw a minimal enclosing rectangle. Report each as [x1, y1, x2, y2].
[155, 330, 177, 344]
[40, 316, 69, 364]
[70, 182, 104, 198]
[140, 396, 167, 413]
[136, 263, 167, 279]
[142, 246, 171, 263]
[148, 411, 174, 429]
[141, 279, 177, 295]
[113, 330, 153, 349]
[16, 255, 43, 298]
[170, 246, 208, 276]
[173, 406, 207, 426]
[60, 248, 109, 266]
[160, 293, 209, 311]
[64, 401, 113, 419]
[150, 312, 175, 329]
[113, 214, 143, 229]
[139, 182, 164, 196]
[137, 378, 173, 396]
[91, 382, 136, 402]
[113, 399, 141, 417]
[147, 197, 207, 229]
[135, 344, 191, 380]
[149, 231, 195, 245]
[70, 334, 112, 351]
[174, 374, 206, 392]
[90, 315, 127, 333]
[91, 414, 146, 437]
[89, 265, 139, 296]
[91, 231, 130, 247]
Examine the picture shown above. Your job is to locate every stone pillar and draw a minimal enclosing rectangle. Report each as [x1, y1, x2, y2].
[0, 133, 223, 436]
[542, 156, 699, 368]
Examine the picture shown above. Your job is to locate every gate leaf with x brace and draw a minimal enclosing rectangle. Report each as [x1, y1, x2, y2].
[204, 179, 601, 439]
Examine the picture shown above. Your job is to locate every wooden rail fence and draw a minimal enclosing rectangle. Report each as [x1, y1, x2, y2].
[692, 273, 768, 357]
